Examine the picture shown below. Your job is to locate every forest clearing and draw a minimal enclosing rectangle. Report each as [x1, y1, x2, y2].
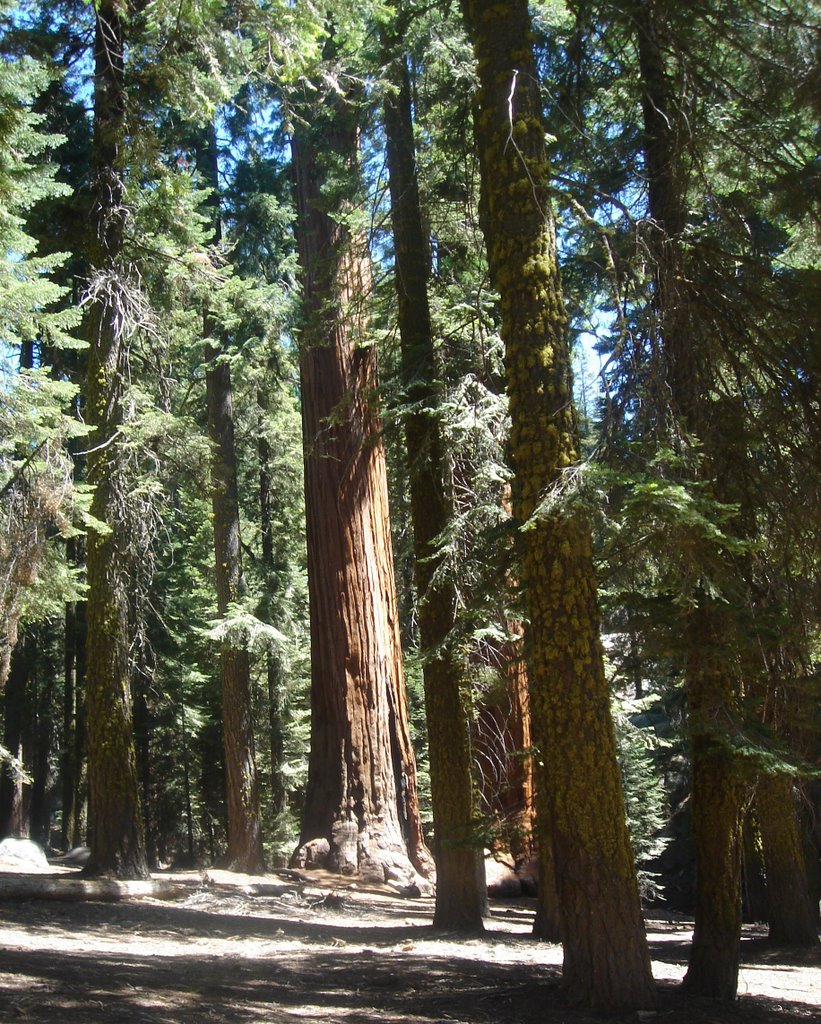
[0, 861, 819, 1024]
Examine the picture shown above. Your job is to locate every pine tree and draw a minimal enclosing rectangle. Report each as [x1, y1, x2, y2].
[459, 0, 656, 1009]
[82, 0, 149, 880]
[0, 0, 83, 692]
[627, 0, 819, 988]
[533, 0, 819, 980]
[382, 11, 486, 929]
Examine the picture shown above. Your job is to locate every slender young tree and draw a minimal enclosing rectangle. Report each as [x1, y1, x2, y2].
[459, 0, 656, 1009]
[257, 388, 289, 843]
[83, 0, 149, 880]
[61, 537, 85, 850]
[289, 58, 431, 884]
[0, 637, 29, 837]
[383, 23, 486, 929]
[197, 125, 266, 874]
[631, 2, 747, 995]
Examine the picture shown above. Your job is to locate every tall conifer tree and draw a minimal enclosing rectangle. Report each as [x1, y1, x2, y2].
[288, 32, 431, 884]
[83, 0, 149, 880]
[459, 0, 656, 1008]
[196, 124, 266, 874]
[382, 16, 486, 929]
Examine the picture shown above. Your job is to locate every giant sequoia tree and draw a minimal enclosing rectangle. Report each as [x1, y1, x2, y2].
[460, 0, 655, 1009]
[82, 0, 149, 880]
[288, 52, 430, 884]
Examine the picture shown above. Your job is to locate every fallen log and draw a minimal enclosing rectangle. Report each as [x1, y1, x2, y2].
[0, 872, 189, 902]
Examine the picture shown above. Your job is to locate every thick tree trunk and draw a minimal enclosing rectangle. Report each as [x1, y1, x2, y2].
[196, 125, 266, 875]
[757, 773, 819, 946]
[460, 0, 655, 1009]
[383, 39, 485, 929]
[289, 83, 430, 886]
[82, 0, 148, 881]
[532, 821, 562, 941]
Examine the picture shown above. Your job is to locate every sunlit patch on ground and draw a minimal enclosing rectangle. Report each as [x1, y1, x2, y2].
[0, 871, 817, 1023]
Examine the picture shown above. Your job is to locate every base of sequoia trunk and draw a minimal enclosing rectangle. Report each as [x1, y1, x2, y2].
[291, 820, 432, 891]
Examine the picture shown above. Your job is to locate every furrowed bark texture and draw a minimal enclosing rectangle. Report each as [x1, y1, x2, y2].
[198, 125, 265, 875]
[757, 772, 819, 946]
[83, 0, 148, 880]
[461, 0, 655, 1009]
[635, 3, 745, 996]
[683, 614, 744, 997]
[383, 41, 486, 930]
[290, 96, 430, 885]
[473, 631, 538, 864]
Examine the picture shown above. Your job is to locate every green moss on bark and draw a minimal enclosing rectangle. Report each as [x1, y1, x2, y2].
[461, 0, 655, 1009]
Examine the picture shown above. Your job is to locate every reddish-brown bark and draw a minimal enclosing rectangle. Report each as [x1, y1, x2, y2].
[290, 95, 430, 885]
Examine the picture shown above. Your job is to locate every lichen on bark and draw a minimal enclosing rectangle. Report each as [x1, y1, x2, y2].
[460, 0, 656, 1009]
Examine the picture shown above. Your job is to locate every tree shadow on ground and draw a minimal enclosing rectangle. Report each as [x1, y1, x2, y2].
[0, 887, 817, 1024]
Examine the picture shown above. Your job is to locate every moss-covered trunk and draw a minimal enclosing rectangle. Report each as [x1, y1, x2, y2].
[383, 37, 486, 929]
[460, 0, 655, 1009]
[82, 0, 148, 881]
[289, 79, 430, 885]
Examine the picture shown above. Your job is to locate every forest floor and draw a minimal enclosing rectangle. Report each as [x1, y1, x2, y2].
[0, 865, 818, 1024]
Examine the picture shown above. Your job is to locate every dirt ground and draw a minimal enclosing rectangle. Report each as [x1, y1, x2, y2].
[0, 867, 818, 1024]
